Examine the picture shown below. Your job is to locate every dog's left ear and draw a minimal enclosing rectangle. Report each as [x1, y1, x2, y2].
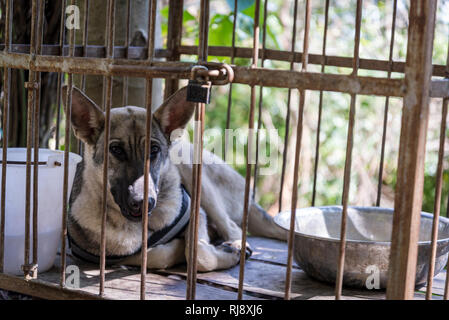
[153, 86, 195, 141]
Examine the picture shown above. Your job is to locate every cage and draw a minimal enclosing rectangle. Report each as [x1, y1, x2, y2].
[0, 0, 447, 300]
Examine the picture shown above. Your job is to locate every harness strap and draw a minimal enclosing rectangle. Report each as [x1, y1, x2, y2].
[68, 185, 191, 265]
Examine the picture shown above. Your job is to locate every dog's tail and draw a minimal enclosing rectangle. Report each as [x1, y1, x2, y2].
[248, 202, 288, 241]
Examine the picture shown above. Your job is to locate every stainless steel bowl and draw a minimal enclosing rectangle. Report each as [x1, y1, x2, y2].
[273, 206, 449, 289]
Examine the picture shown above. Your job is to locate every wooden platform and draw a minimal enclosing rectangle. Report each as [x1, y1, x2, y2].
[33, 237, 445, 300]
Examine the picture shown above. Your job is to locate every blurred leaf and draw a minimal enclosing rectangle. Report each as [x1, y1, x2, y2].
[209, 13, 234, 46]
[183, 9, 196, 23]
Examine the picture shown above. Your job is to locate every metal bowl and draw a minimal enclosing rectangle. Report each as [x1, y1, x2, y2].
[273, 206, 449, 289]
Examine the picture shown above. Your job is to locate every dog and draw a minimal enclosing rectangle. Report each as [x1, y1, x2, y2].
[63, 85, 286, 272]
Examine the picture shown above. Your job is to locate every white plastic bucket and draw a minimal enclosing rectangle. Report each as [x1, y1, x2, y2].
[0, 148, 82, 275]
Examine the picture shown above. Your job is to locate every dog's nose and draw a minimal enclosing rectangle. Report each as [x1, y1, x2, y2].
[127, 197, 142, 214]
[148, 197, 156, 212]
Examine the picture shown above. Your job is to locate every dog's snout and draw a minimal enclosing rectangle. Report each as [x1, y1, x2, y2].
[127, 196, 142, 214]
[148, 197, 156, 212]
[122, 178, 158, 220]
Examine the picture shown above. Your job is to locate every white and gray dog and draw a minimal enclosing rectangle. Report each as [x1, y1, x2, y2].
[64, 86, 286, 271]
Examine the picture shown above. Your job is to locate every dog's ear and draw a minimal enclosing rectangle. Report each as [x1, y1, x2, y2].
[62, 86, 105, 145]
[153, 86, 195, 140]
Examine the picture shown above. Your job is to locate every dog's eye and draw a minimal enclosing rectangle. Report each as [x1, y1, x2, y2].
[150, 145, 160, 158]
[110, 145, 126, 159]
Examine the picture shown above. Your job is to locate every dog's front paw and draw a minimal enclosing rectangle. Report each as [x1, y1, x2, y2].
[220, 240, 252, 260]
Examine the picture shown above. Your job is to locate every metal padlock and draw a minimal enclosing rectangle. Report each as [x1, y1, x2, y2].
[186, 79, 212, 104]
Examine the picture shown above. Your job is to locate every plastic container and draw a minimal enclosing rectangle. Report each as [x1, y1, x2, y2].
[0, 148, 81, 275]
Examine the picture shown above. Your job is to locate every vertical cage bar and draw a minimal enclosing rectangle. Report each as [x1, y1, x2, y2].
[224, 0, 238, 162]
[335, 0, 362, 300]
[376, 0, 398, 207]
[121, 0, 131, 106]
[442, 39, 449, 301]
[23, 0, 39, 279]
[140, 77, 153, 299]
[140, 0, 157, 301]
[32, 0, 45, 272]
[186, 101, 206, 300]
[0, 0, 12, 274]
[164, 0, 184, 99]
[60, 0, 76, 287]
[445, 174, 449, 299]
[284, 0, 311, 300]
[80, 0, 90, 92]
[55, 0, 67, 150]
[99, 0, 116, 297]
[386, 0, 437, 300]
[278, 0, 299, 212]
[311, 0, 330, 207]
[186, 0, 209, 300]
[426, 97, 448, 299]
[252, 0, 269, 199]
[237, 0, 260, 301]
[427, 6, 449, 300]
[78, 0, 90, 156]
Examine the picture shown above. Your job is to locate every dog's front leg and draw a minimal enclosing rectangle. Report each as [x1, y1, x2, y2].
[185, 209, 250, 272]
[122, 238, 186, 269]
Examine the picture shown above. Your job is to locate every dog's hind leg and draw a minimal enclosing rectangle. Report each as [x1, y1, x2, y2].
[185, 209, 250, 272]
[122, 238, 186, 269]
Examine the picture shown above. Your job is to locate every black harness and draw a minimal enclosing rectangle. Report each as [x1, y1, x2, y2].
[68, 185, 191, 265]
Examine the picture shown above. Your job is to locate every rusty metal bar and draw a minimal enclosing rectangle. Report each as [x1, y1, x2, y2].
[81, 0, 90, 92]
[442, 35, 449, 302]
[311, 0, 330, 207]
[55, 0, 67, 150]
[164, 0, 184, 99]
[186, 0, 209, 301]
[425, 97, 448, 300]
[177, 45, 449, 78]
[386, 0, 437, 300]
[278, 0, 299, 213]
[121, 0, 131, 106]
[139, 0, 157, 301]
[60, 0, 77, 287]
[335, 0, 362, 300]
[445, 183, 449, 299]
[237, 0, 260, 300]
[5, 42, 449, 79]
[427, 4, 449, 300]
[32, 0, 45, 273]
[23, 0, 39, 280]
[0, 52, 406, 97]
[140, 77, 153, 300]
[0, 0, 12, 274]
[252, 0, 269, 200]
[99, 0, 116, 297]
[284, 0, 311, 300]
[197, 0, 209, 63]
[224, 0, 238, 163]
[186, 101, 206, 300]
[376, 0, 398, 207]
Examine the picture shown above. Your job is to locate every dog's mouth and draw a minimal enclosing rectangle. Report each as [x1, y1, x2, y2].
[120, 206, 146, 222]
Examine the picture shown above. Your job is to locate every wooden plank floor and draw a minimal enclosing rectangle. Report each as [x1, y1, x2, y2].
[34, 236, 445, 300]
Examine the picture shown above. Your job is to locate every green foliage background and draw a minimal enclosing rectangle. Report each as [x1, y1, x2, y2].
[161, 0, 449, 215]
